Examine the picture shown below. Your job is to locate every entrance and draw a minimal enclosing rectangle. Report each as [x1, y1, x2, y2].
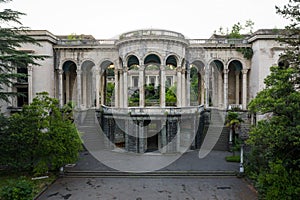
[146, 121, 159, 152]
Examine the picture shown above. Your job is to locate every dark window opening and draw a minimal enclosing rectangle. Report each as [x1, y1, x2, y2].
[17, 87, 28, 107]
[17, 68, 28, 83]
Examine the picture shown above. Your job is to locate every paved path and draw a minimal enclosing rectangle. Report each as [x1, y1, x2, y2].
[65, 149, 239, 172]
[37, 177, 257, 200]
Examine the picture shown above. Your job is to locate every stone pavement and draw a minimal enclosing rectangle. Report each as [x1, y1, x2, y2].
[37, 177, 257, 200]
[35, 150, 258, 200]
[65, 149, 239, 172]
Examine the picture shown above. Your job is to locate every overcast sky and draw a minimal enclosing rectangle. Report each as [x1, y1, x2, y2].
[6, 0, 289, 39]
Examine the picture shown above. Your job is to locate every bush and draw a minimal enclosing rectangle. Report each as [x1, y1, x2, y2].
[0, 177, 33, 200]
[225, 155, 240, 162]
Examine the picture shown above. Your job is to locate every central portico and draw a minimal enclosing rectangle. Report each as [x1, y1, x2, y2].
[55, 29, 251, 111]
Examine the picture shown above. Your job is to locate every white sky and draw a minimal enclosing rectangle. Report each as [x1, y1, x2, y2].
[6, 0, 289, 39]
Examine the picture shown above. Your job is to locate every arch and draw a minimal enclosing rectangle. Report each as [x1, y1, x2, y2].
[62, 60, 77, 106]
[226, 58, 246, 70]
[208, 59, 225, 107]
[210, 60, 224, 72]
[81, 60, 96, 108]
[144, 53, 161, 65]
[228, 60, 243, 71]
[127, 55, 140, 67]
[99, 59, 114, 72]
[62, 60, 77, 72]
[190, 60, 205, 106]
[228, 59, 243, 105]
[191, 60, 205, 73]
[166, 55, 178, 68]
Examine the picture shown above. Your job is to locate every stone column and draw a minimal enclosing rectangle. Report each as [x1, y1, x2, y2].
[177, 68, 182, 107]
[242, 69, 248, 110]
[95, 69, 100, 108]
[160, 66, 165, 107]
[211, 67, 216, 106]
[218, 71, 223, 108]
[100, 73, 105, 105]
[76, 69, 82, 109]
[139, 66, 145, 107]
[28, 66, 33, 104]
[186, 69, 191, 106]
[123, 68, 128, 108]
[205, 67, 210, 108]
[223, 69, 229, 109]
[114, 69, 119, 108]
[201, 75, 205, 105]
[235, 71, 240, 105]
[119, 70, 124, 108]
[65, 72, 70, 103]
[58, 69, 64, 107]
[82, 72, 87, 108]
[181, 70, 186, 107]
[138, 122, 145, 153]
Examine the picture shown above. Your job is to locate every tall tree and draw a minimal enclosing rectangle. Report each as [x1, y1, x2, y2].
[0, 0, 45, 102]
[246, 1, 300, 199]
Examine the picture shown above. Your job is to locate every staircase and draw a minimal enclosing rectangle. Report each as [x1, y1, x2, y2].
[199, 109, 229, 158]
[64, 170, 236, 178]
[75, 109, 105, 151]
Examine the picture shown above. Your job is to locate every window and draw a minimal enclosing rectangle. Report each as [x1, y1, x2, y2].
[17, 87, 28, 107]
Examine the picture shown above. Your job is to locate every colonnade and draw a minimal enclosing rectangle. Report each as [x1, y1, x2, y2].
[57, 62, 249, 110]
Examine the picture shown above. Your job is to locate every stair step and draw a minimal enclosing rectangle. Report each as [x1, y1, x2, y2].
[63, 171, 237, 178]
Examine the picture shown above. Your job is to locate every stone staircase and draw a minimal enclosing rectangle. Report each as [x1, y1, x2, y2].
[63, 170, 236, 178]
[199, 109, 229, 158]
[75, 109, 105, 151]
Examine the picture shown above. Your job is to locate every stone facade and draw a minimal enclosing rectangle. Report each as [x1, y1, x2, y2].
[0, 29, 285, 114]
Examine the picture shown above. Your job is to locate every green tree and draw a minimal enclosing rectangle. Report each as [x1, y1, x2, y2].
[0, 92, 82, 175]
[0, 0, 46, 102]
[246, 1, 300, 198]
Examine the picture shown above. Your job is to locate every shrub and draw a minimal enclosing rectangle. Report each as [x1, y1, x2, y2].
[0, 177, 33, 200]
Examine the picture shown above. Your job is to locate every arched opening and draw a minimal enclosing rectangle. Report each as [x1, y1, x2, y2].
[62, 60, 77, 105]
[81, 60, 96, 108]
[228, 60, 243, 105]
[128, 55, 140, 107]
[100, 60, 114, 106]
[144, 54, 161, 107]
[190, 60, 205, 106]
[209, 60, 224, 107]
[165, 55, 177, 106]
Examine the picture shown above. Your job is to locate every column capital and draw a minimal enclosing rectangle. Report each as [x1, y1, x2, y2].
[242, 69, 248, 74]
[76, 69, 82, 75]
[58, 69, 64, 75]
[223, 69, 229, 74]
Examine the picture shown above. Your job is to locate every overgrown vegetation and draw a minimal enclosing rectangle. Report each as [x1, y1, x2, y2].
[214, 20, 255, 59]
[0, 92, 82, 175]
[246, 1, 300, 199]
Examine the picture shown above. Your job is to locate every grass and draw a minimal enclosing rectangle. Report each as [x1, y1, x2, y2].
[0, 171, 57, 198]
[225, 155, 240, 162]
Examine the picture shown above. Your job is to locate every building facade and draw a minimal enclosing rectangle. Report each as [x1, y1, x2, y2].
[1, 29, 285, 114]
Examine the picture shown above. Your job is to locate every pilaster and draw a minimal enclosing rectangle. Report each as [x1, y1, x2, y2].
[242, 69, 248, 110]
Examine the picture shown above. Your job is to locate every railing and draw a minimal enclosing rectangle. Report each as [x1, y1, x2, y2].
[101, 105, 204, 115]
[57, 39, 116, 46]
[56, 37, 248, 46]
[119, 29, 186, 40]
[189, 39, 248, 44]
